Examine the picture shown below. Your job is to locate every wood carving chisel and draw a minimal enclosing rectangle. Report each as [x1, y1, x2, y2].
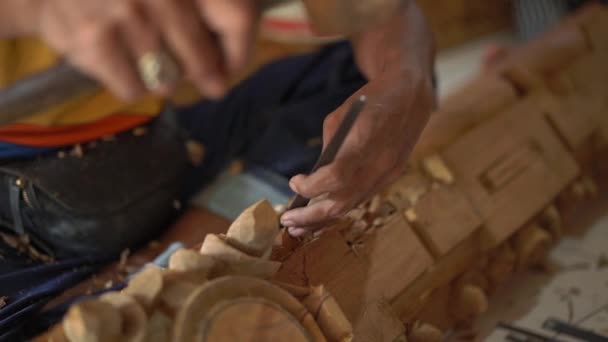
[284, 95, 367, 212]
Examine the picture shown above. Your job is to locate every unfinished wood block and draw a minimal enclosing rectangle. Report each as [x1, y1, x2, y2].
[168, 248, 215, 276]
[99, 293, 147, 342]
[172, 276, 324, 342]
[200, 234, 281, 279]
[450, 284, 489, 322]
[226, 199, 279, 257]
[408, 322, 442, 342]
[407, 185, 482, 257]
[440, 100, 579, 247]
[302, 286, 353, 342]
[123, 266, 164, 309]
[63, 299, 121, 342]
[513, 224, 552, 270]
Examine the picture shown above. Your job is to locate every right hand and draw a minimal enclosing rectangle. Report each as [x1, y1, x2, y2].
[30, 0, 261, 100]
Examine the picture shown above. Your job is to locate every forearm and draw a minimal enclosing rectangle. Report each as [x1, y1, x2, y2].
[350, 0, 434, 82]
[0, 0, 39, 38]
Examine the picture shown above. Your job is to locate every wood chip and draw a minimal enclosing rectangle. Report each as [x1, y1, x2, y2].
[118, 249, 130, 273]
[422, 155, 454, 184]
[368, 195, 382, 214]
[132, 127, 148, 137]
[173, 200, 182, 210]
[185, 140, 206, 166]
[404, 208, 418, 223]
[70, 144, 84, 158]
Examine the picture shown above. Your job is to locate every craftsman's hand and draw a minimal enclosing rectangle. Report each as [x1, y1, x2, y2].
[29, 0, 260, 100]
[281, 2, 435, 236]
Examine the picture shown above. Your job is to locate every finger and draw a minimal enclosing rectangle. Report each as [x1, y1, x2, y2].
[287, 220, 334, 237]
[148, 0, 227, 98]
[289, 160, 358, 199]
[281, 197, 351, 228]
[70, 22, 144, 100]
[114, 2, 170, 94]
[199, 0, 259, 72]
[284, 151, 403, 227]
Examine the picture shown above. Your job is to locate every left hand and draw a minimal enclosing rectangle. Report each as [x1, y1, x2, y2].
[281, 64, 434, 236]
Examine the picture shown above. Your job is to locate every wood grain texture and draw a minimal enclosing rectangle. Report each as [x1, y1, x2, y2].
[440, 98, 579, 246]
[408, 184, 482, 257]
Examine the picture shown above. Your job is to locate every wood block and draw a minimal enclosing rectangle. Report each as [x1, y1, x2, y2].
[407, 184, 482, 257]
[412, 75, 518, 160]
[358, 215, 434, 302]
[439, 98, 580, 246]
[392, 231, 483, 322]
[274, 229, 368, 321]
[536, 92, 599, 152]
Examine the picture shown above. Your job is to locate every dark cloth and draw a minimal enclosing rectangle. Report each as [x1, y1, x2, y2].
[178, 41, 366, 198]
[0, 41, 366, 341]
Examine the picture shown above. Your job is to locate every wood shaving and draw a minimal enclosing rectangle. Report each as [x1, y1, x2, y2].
[118, 249, 130, 273]
[70, 144, 84, 158]
[173, 200, 182, 210]
[132, 127, 148, 136]
[306, 136, 323, 147]
[185, 140, 206, 166]
[0, 232, 53, 263]
[0, 296, 7, 309]
[228, 159, 245, 175]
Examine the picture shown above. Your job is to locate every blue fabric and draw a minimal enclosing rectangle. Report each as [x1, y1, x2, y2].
[0, 142, 55, 159]
[178, 41, 366, 199]
[0, 41, 366, 341]
[0, 255, 111, 341]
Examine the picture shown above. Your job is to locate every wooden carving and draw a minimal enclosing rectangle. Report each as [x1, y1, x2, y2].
[39, 4, 608, 342]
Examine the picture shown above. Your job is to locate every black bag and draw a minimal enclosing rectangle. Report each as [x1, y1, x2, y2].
[0, 111, 189, 260]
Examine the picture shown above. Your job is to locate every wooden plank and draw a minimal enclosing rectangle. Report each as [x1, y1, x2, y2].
[439, 98, 579, 246]
[408, 184, 482, 257]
